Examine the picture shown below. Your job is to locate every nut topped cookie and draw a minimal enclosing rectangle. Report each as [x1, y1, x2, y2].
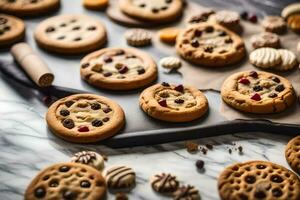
[176, 22, 245, 67]
[0, 14, 25, 47]
[46, 94, 125, 143]
[119, 0, 183, 23]
[25, 162, 106, 200]
[221, 71, 295, 114]
[139, 83, 208, 122]
[80, 48, 157, 90]
[34, 14, 107, 54]
[285, 136, 300, 175]
[218, 161, 300, 200]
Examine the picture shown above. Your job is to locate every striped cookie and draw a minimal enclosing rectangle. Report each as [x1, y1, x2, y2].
[125, 29, 152, 47]
[150, 173, 179, 193]
[285, 136, 300, 175]
[105, 165, 135, 190]
[274, 49, 298, 71]
[249, 47, 282, 69]
[160, 56, 181, 69]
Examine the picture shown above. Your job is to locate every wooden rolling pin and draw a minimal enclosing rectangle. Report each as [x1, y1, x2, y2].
[11, 43, 54, 87]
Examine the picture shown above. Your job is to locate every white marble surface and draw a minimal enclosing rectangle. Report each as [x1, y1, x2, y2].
[0, 78, 296, 200]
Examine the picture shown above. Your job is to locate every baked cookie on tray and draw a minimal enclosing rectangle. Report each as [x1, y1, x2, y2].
[218, 160, 300, 200]
[80, 48, 157, 90]
[0, 0, 60, 17]
[285, 136, 300, 175]
[119, 0, 183, 23]
[34, 14, 107, 54]
[221, 71, 296, 114]
[46, 94, 125, 143]
[0, 14, 25, 47]
[25, 162, 106, 200]
[176, 22, 246, 67]
[139, 82, 208, 122]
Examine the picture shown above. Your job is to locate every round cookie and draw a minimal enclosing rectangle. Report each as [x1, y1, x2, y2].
[0, 14, 25, 47]
[25, 162, 106, 200]
[105, 165, 136, 190]
[173, 185, 200, 200]
[34, 14, 107, 54]
[249, 47, 282, 69]
[46, 94, 125, 143]
[285, 136, 300, 175]
[83, 0, 108, 10]
[71, 151, 105, 171]
[151, 173, 179, 193]
[274, 49, 298, 71]
[250, 32, 280, 49]
[218, 161, 300, 200]
[214, 10, 240, 29]
[119, 0, 183, 23]
[176, 22, 246, 67]
[124, 28, 152, 47]
[221, 71, 296, 114]
[287, 14, 300, 33]
[0, 0, 60, 17]
[80, 48, 157, 90]
[261, 16, 287, 34]
[139, 82, 208, 122]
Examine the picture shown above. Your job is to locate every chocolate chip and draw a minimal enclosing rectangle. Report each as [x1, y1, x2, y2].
[240, 11, 248, 20]
[92, 119, 103, 127]
[117, 75, 125, 79]
[218, 31, 227, 36]
[126, 55, 136, 59]
[254, 190, 266, 199]
[59, 166, 70, 172]
[159, 92, 169, 98]
[30, 0, 38, 3]
[0, 30, 4, 35]
[152, 8, 159, 13]
[270, 175, 283, 183]
[139, 3, 146, 7]
[81, 63, 90, 68]
[194, 30, 202, 37]
[0, 17, 8, 25]
[49, 180, 59, 187]
[103, 107, 112, 113]
[204, 46, 213, 53]
[253, 85, 263, 92]
[103, 72, 112, 77]
[34, 187, 46, 198]
[57, 36, 65, 40]
[191, 39, 199, 47]
[272, 188, 283, 197]
[3, 26, 10, 31]
[103, 56, 113, 63]
[73, 37, 82, 41]
[60, 109, 70, 116]
[70, 19, 77, 23]
[238, 146, 243, 153]
[249, 71, 258, 78]
[165, 0, 172, 3]
[72, 26, 81, 31]
[256, 164, 266, 169]
[162, 82, 170, 87]
[205, 144, 213, 150]
[7, 0, 16, 2]
[245, 175, 256, 184]
[62, 119, 75, 129]
[205, 26, 214, 33]
[63, 190, 76, 199]
[268, 93, 278, 98]
[46, 27, 55, 33]
[91, 103, 101, 110]
[118, 66, 128, 74]
[161, 6, 168, 10]
[80, 180, 91, 188]
[65, 101, 75, 107]
[275, 84, 285, 92]
[102, 117, 110, 122]
[137, 68, 145, 75]
[87, 26, 96, 31]
[60, 23, 67, 27]
[195, 160, 205, 170]
[175, 99, 184, 104]
[225, 38, 233, 43]
[271, 76, 280, 83]
[115, 49, 125, 55]
[174, 84, 184, 93]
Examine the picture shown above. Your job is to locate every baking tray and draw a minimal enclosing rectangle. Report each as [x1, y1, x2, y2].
[0, 0, 299, 148]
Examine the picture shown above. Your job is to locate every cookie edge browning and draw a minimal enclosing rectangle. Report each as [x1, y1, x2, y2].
[46, 94, 125, 143]
[139, 83, 209, 122]
[24, 162, 107, 200]
[80, 47, 158, 90]
[217, 160, 300, 200]
[119, 0, 183, 23]
[285, 136, 300, 175]
[0, 14, 25, 47]
[221, 71, 295, 114]
[34, 14, 107, 54]
[176, 22, 246, 67]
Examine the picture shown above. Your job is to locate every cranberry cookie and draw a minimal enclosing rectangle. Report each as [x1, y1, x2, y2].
[119, 0, 183, 23]
[80, 48, 157, 90]
[176, 22, 245, 67]
[0, 14, 25, 47]
[46, 94, 125, 143]
[34, 14, 107, 54]
[285, 136, 300, 175]
[221, 71, 295, 114]
[0, 0, 60, 17]
[25, 162, 106, 200]
[218, 161, 300, 200]
[139, 83, 208, 122]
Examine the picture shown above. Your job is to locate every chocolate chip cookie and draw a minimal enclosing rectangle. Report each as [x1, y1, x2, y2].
[80, 48, 157, 90]
[0, 14, 25, 47]
[119, 0, 183, 23]
[139, 83, 208, 122]
[34, 14, 107, 54]
[176, 22, 245, 67]
[285, 136, 300, 175]
[46, 94, 125, 143]
[218, 161, 300, 200]
[0, 0, 60, 17]
[221, 71, 296, 114]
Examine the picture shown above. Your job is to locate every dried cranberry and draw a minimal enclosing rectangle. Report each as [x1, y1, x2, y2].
[103, 72, 112, 77]
[175, 99, 184, 104]
[251, 93, 261, 101]
[275, 84, 285, 92]
[103, 56, 113, 63]
[248, 14, 257, 23]
[158, 99, 167, 107]
[78, 126, 89, 132]
[174, 84, 184, 92]
[249, 71, 258, 78]
[240, 11, 248, 20]
[239, 78, 250, 85]
[60, 109, 70, 116]
[162, 82, 170, 87]
[268, 93, 277, 98]
[118, 66, 128, 74]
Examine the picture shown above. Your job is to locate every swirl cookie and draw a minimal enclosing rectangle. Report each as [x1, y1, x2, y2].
[262, 16, 287, 34]
[0, 0, 60, 17]
[46, 94, 125, 143]
[34, 14, 107, 54]
[119, 0, 183, 23]
[250, 32, 280, 49]
[249, 47, 282, 69]
[221, 71, 296, 114]
[218, 161, 300, 200]
[25, 162, 106, 200]
[274, 49, 298, 71]
[285, 136, 300, 175]
[71, 151, 105, 171]
[151, 173, 179, 193]
[173, 185, 200, 200]
[139, 83, 208, 122]
[176, 22, 246, 67]
[0, 14, 25, 47]
[105, 165, 136, 190]
[80, 48, 157, 90]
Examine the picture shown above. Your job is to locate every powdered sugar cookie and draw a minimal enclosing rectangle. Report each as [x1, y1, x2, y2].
[249, 47, 282, 69]
[125, 28, 152, 47]
[250, 32, 280, 49]
[274, 49, 298, 71]
[160, 56, 181, 69]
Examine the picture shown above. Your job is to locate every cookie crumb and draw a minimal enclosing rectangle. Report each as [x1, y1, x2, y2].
[115, 193, 128, 200]
[185, 141, 199, 153]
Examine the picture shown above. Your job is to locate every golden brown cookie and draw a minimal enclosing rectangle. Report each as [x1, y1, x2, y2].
[105, 165, 136, 190]
[262, 16, 287, 34]
[287, 14, 300, 33]
[25, 162, 106, 200]
[218, 160, 300, 200]
[285, 136, 300, 175]
[0, 14, 25, 48]
[150, 173, 179, 193]
[46, 94, 125, 143]
[176, 22, 246, 67]
[0, 0, 60, 17]
[158, 27, 180, 44]
[34, 14, 107, 54]
[250, 32, 280, 49]
[83, 0, 109, 10]
[139, 82, 208, 122]
[221, 71, 296, 114]
[80, 47, 157, 90]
